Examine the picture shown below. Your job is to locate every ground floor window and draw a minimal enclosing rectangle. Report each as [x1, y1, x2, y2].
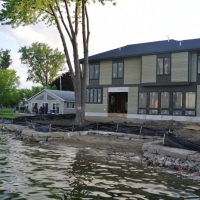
[149, 92, 158, 114]
[67, 102, 75, 108]
[185, 92, 196, 116]
[138, 92, 147, 114]
[161, 92, 170, 115]
[173, 92, 183, 115]
[138, 91, 196, 116]
[86, 88, 102, 103]
[52, 103, 59, 114]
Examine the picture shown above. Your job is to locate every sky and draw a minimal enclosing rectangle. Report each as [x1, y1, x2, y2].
[1, 0, 200, 89]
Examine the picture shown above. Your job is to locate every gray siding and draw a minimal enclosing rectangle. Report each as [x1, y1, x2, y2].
[142, 55, 156, 83]
[85, 88, 108, 112]
[128, 87, 138, 114]
[99, 61, 112, 85]
[191, 52, 197, 82]
[124, 57, 141, 84]
[171, 52, 188, 82]
[197, 85, 200, 116]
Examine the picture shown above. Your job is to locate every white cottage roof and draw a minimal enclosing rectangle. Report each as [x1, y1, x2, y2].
[28, 89, 75, 102]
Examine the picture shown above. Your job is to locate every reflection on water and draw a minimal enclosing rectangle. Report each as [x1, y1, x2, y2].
[0, 132, 200, 200]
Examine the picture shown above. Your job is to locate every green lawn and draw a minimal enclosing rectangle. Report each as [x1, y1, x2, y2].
[0, 108, 17, 119]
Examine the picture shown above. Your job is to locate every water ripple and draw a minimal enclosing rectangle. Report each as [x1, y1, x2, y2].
[0, 133, 200, 199]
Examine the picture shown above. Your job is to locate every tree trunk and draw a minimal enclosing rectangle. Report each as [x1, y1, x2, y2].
[73, 41, 85, 123]
[74, 77, 85, 123]
[50, 2, 88, 124]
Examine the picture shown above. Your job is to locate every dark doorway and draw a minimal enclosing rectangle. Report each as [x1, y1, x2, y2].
[108, 92, 128, 113]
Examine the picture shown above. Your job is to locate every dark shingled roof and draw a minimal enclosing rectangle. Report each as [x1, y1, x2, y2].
[46, 89, 75, 102]
[87, 38, 200, 62]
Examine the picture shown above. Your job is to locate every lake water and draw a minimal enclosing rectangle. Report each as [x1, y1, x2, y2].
[1, 132, 200, 200]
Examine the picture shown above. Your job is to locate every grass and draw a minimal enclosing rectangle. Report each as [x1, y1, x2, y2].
[0, 108, 18, 119]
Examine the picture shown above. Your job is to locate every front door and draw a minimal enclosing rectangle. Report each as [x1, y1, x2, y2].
[108, 92, 128, 113]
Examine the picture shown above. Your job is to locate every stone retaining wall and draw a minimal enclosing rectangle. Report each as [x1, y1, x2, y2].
[0, 124, 162, 142]
[142, 140, 200, 171]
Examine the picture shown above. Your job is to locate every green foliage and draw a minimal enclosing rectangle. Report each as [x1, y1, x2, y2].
[0, 48, 12, 70]
[0, 0, 116, 28]
[0, 108, 16, 119]
[0, 69, 20, 107]
[18, 42, 66, 87]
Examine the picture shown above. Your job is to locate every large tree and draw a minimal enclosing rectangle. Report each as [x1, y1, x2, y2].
[18, 42, 66, 87]
[0, 48, 12, 70]
[0, 69, 20, 106]
[0, 0, 116, 123]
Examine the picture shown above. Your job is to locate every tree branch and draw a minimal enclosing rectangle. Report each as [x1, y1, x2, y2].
[85, 4, 90, 44]
[63, 0, 75, 39]
[49, 3, 75, 85]
[55, 0, 72, 41]
[74, 2, 78, 37]
[39, 8, 54, 16]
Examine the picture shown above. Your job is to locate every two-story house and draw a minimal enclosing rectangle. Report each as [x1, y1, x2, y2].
[84, 38, 200, 122]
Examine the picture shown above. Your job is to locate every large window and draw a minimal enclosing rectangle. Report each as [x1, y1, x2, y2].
[149, 92, 158, 114]
[86, 88, 102, 103]
[138, 91, 196, 116]
[185, 92, 196, 116]
[173, 92, 183, 115]
[138, 92, 147, 114]
[161, 92, 170, 115]
[157, 57, 170, 75]
[89, 64, 99, 79]
[113, 61, 124, 78]
[52, 103, 59, 113]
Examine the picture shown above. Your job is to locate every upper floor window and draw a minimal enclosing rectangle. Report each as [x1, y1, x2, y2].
[89, 64, 99, 79]
[198, 56, 200, 73]
[157, 57, 170, 75]
[113, 61, 124, 78]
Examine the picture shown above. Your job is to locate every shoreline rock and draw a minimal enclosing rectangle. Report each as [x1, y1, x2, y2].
[1, 123, 200, 177]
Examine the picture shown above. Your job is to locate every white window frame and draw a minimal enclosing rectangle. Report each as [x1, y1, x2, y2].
[67, 102, 75, 109]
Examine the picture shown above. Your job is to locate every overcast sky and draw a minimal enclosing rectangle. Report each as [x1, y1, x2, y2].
[1, 0, 200, 89]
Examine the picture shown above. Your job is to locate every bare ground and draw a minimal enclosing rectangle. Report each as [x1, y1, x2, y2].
[34, 118, 200, 156]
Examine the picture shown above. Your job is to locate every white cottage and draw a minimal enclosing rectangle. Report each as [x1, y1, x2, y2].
[27, 89, 75, 114]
